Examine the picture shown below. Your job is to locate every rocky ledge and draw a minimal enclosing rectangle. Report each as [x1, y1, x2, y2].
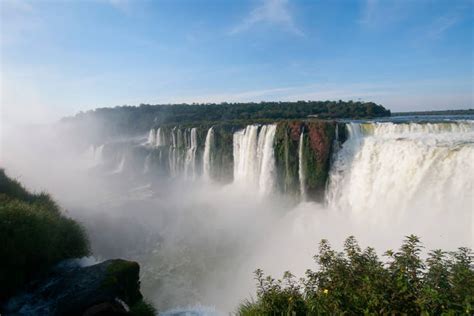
[2, 259, 148, 316]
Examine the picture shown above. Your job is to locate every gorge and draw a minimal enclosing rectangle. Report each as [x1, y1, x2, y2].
[3, 113, 473, 314]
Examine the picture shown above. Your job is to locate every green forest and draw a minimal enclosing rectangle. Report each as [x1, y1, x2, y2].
[62, 101, 390, 139]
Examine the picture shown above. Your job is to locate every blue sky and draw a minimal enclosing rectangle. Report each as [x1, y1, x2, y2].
[1, 0, 473, 124]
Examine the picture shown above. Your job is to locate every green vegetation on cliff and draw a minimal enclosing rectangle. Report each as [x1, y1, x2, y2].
[303, 121, 336, 200]
[274, 120, 337, 201]
[275, 122, 301, 197]
[238, 235, 474, 315]
[0, 169, 90, 302]
[209, 125, 235, 183]
[63, 100, 390, 139]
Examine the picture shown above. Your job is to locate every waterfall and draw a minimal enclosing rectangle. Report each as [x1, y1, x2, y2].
[184, 128, 198, 179]
[233, 124, 277, 195]
[326, 121, 474, 223]
[140, 121, 473, 207]
[177, 129, 184, 172]
[112, 155, 125, 174]
[156, 128, 165, 146]
[333, 123, 342, 152]
[169, 127, 177, 177]
[258, 124, 277, 195]
[298, 131, 306, 200]
[234, 125, 259, 184]
[191, 128, 198, 178]
[83, 145, 104, 168]
[92, 145, 104, 168]
[148, 129, 156, 145]
[202, 127, 214, 180]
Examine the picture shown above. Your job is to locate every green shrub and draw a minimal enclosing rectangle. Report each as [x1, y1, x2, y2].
[0, 169, 90, 302]
[238, 235, 474, 315]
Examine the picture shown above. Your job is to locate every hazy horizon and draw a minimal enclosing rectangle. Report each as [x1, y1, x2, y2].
[1, 0, 473, 127]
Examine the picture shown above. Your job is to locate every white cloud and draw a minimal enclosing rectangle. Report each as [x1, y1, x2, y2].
[230, 0, 303, 36]
[358, 0, 409, 28]
[103, 0, 131, 13]
[428, 14, 461, 39]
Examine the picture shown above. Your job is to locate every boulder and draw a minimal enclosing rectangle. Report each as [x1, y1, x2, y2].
[2, 259, 142, 316]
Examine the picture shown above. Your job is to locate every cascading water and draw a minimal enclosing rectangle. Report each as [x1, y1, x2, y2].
[202, 127, 214, 180]
[332, 123, 342, 153]
[169, 127, 177, 177]
[234, 125, 259, 185]
[148, 129, 156, 145]
[94, 145, 104, 165]
[233, 124, 277, 195]
[298, 131, 306, 200]
[176, 129, 184, 172]
[258, 125, 277, 195]
[139, 120, 474, 210]
[83, 144, 104, 168]
[184, 128, 198, 179]
[156, 128, 165, 146]
[326, 121, 474, 226]
[112, 155, 125, 174]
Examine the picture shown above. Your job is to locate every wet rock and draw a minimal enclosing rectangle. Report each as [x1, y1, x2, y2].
[2, 259, 142, 316]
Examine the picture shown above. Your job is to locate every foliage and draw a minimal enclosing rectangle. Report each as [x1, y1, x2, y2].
[238, 235, 474, 315]
[102, 260, 143, 305]
[62, 100, 390, 140]
[0, 169, 90, 303]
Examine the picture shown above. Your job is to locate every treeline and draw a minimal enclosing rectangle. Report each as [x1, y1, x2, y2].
[62, 101, 390, 139]
[239, 236, 473, 315]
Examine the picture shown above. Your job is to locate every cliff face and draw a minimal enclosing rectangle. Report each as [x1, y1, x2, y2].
[304, 121, 336, 201]
[274, 120, 337, 201]
[208, 125, 235, 184]
[99, 120, 343, 201]
[275, 121, 301, 198]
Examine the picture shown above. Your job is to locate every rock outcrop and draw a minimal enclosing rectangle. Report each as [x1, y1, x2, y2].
[2, 259, 144, 316]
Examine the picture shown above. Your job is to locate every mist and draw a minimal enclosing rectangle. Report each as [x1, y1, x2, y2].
[2, 118, 473, 313]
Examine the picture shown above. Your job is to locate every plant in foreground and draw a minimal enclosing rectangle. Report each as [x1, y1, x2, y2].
[237, 235, 473, 315]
